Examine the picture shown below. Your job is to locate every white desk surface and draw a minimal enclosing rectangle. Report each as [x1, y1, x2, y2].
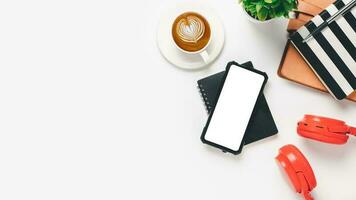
[0, 0, 355, 199]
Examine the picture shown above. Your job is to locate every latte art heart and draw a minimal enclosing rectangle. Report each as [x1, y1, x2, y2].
[172, 12, 211, 52]
[176, 16, 206, 43]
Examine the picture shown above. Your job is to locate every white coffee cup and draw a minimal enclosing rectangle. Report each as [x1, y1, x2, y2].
[173, 36, 211, 63]
[171, 12, 212, 63]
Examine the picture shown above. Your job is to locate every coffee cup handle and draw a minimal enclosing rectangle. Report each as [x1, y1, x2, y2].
[200, 50, 209, 63]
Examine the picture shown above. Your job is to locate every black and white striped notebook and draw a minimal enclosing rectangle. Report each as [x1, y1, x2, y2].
[290, 0, 356, 100]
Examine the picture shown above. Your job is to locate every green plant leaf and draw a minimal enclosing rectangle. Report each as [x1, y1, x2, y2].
[257, 7, 268, 20]
[241, 0, 297, 20]
[256, 3, 263, 12]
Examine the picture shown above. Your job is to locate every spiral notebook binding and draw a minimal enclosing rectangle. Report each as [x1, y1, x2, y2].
[197, 83, 212, 114]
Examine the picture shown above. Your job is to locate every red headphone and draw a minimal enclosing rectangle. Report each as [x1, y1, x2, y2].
[276, 144, 316, 200]
[297, 115, 356, 144]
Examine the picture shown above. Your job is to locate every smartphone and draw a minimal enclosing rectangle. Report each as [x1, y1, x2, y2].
[201, 62, 268, 154]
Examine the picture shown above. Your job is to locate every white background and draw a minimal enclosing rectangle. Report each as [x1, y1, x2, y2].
[0, 0, 355, 199]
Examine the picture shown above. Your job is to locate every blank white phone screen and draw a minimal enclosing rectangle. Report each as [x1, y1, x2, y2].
[204, 66, 265, 151]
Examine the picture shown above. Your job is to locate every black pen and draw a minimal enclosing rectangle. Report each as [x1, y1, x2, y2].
[303, 0, 356, 43]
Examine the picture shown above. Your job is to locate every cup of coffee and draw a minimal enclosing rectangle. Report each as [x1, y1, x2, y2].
[172, 12, 211, 63]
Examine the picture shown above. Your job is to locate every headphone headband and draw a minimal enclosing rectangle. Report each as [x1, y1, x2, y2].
[349, 127, 356, 136]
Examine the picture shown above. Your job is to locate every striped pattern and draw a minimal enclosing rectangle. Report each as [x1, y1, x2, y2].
[290, 0, 356, 100]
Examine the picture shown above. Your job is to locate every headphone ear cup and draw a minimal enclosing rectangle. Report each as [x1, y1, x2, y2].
[276, 145, 317, 198]
[297, 122, 349, 144]
[276, 153, 301, 193]
[290, 147, 317, 191]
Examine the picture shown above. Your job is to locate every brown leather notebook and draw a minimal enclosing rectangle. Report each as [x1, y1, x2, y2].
[278, 0, 356, 102]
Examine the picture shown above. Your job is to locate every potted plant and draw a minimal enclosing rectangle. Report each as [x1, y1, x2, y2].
[240, 0, 297, 22]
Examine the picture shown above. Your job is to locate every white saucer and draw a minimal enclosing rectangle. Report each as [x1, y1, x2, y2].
[157, 3, 225, 70]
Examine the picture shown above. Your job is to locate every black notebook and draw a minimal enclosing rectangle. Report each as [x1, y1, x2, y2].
[197, 61, 278, 145]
